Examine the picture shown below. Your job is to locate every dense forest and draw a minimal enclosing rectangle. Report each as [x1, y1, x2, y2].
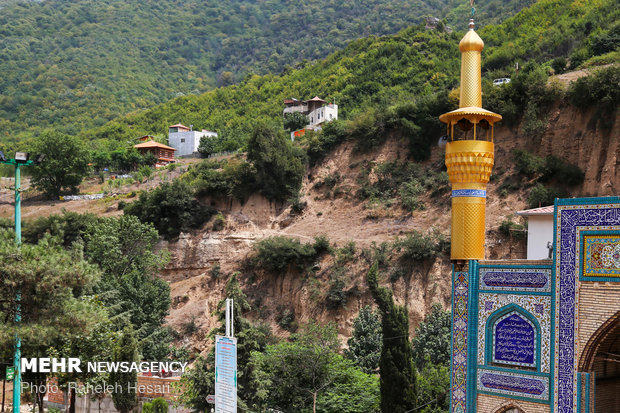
[0, 0, 532, 149]
[55, 0, 618, 157]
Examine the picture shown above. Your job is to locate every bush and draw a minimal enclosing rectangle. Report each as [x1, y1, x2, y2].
[212, 213, 226, 231]
[326, 275, 347, 309]
[313, 235, 332, 255]
[252, 236, 317, 272]
[513, 149, 544, 178]
[541, 156, 585, 186]
[527, 183, 566, 208]
[277, 307, 297, 332]
[499, 219, 526, 240]
[397, 230, 448, 262]
[142, 398, 168, 413]
[23, 211, 100, 246]
[568, 66, 620, 128]
[124, 179, 215, 239]
[289, 194, 308, 214]
[306, 120, 348, 165]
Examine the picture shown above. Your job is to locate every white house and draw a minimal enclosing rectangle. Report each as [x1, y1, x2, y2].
[283, 96, 338, 127]
[168, 123, 217, 157]
[515, 205, 554, 260]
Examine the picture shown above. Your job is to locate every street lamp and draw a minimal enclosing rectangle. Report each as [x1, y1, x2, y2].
[0, 150, 44, 413]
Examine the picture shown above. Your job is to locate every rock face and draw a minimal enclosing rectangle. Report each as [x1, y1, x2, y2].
[160, 96, 618, 353]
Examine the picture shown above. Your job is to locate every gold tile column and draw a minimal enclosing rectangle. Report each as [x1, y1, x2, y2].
[439, 18, 501, 261]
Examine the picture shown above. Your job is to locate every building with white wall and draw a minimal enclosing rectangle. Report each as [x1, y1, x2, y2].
[283, 96, 339, 140]
[168, 123, 217, 157]
[515, 205, 554, 260]
[283, 96, 338, 128]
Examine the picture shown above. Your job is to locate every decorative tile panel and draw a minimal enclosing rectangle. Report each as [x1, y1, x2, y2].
[492, 312, 537, 368]
[554, 199, 620, 412]
[477, 368, 549, 401]
[582, 234, 620, 278]
[451, 271, 469, 413]
[478, 293, 551, 373]
[479, 267, 551, 292]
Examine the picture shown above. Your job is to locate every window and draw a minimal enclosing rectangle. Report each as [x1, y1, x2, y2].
[181, 138, 185, 143]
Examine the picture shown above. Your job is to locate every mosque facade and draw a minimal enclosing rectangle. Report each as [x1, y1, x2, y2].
[443, 15, 620, 413]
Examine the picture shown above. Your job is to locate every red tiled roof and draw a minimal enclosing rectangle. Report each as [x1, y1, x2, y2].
[515, 205, 554, 216]
[169, 123, 189, 129]
[134, 141, 176, 151]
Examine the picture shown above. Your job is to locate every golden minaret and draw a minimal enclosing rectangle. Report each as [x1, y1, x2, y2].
[439, 17, 502, 261]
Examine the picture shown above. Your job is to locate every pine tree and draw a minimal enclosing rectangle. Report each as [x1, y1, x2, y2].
[110, 327, 138, 413]
[366, 262, 417, 413]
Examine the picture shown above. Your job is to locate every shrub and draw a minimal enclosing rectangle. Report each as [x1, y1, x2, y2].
[568, 66, 620, 128]
[397, 229, 447, 262]
[326, 275, 347, 309]
[277, 307, 297, 332]
[247, 123, 305, 201]
[289, 194, 307, 214]
[313, 235, 332, 255]
[23, 211, 100, 246]
[513, 149, 544, 178]
[212, 213, 226, 231]
[541, 156, 585, 186]
[336, 241, 356, 263]
[522, 103, 547, 137]
[252, 236, 317, 272]
[124, 179, 215, 239]
[527, 183, 566, 208]
[399, 180, 423, 211]
[499, 219, 526, 240]
[306, 120, 348, 165]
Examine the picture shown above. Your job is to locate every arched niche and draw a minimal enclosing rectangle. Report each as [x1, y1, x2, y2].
[485, 304, 541, 371]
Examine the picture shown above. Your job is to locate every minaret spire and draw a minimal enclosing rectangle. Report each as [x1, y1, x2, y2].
[439, 4, 502, 262]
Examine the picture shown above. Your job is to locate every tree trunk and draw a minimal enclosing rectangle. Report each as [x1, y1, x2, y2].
[69, 388, 76, 413]
[313, 392, 317, 413]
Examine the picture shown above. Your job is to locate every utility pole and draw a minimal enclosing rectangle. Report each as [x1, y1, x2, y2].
[0, 151, 44, 413]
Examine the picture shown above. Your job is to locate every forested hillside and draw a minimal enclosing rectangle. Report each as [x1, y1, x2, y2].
[71, 0, 619, 156]
[0, 0, 531, 149]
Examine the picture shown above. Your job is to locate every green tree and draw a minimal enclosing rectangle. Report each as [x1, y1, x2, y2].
[110, 327, 138, 413]
[416, 363, 450, 413]
[29, 131, 90, 198]
[0, 229, 102, 348]
[85, 215, 172, 360]
[367, 262, 417, 413]
[314, 358, 380, 413]
[411, 303, 451, 370]
[345, 305, 382, 374]
[179, 274, 273, 412]
[247, 123, 304, 201]
[251, 322, 339, 412]
[283, 112, 309, 132]
[198, 135, 218, 156]
[53, 320, 118, 413]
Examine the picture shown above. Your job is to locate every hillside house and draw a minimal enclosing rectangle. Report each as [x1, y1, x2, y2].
[168, 123, 217, 157]
[283, 96, 338, 139]
[134, 140, 176, 167]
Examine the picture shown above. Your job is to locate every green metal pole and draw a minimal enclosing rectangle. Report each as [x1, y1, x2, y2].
[12, 163, 21, 413]
[14, 163, 21, 245]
